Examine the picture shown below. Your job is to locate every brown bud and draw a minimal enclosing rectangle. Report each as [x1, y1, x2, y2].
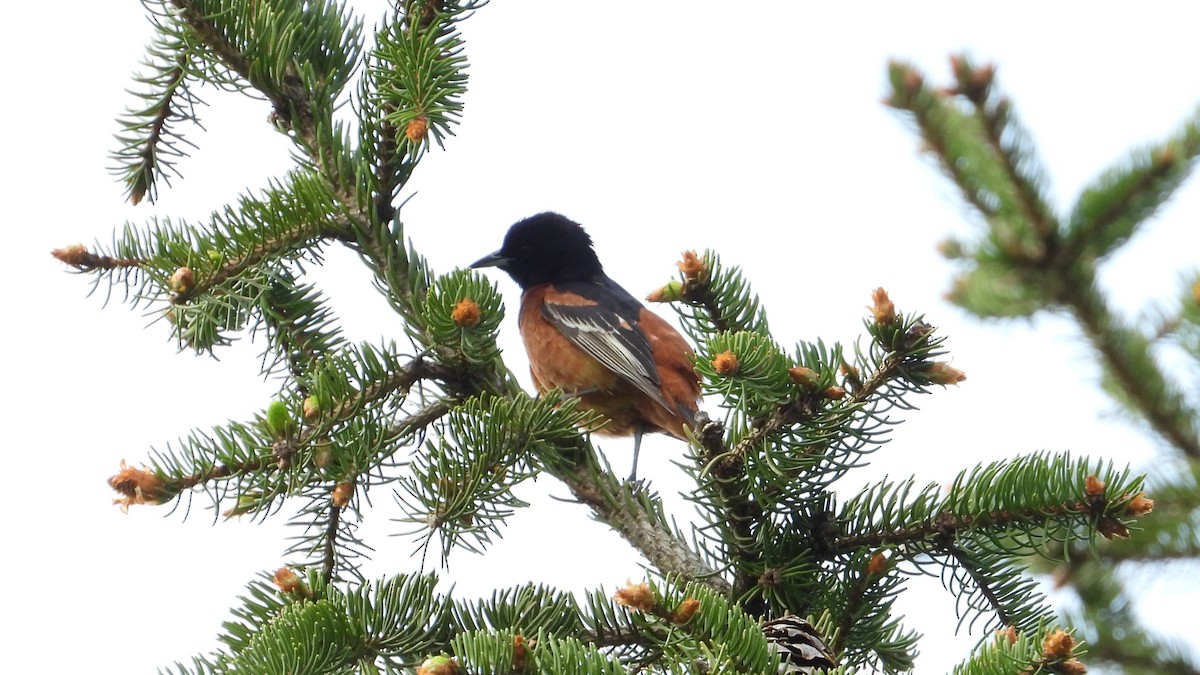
[867, 551, 888, 576]
[613, 582, 655, 612]
[273, 567, 303, 593]
[1084, 475, 1105, 497]
[272, 567, 312, 600]
[971, 64, 995, 92]
[788, 366, 820, 389]
[51, 243, 89, 267]
[108, 459, 167, 513]
[823, 385, 846, 400]
[512, 634, 529, 671]
[1126, 492, 1155, 516]
[1060, 659, 1088, 675]
[997, 626, 1018, 645]
[406, 115, 429, 142]
[677, 250, 707, 281]
[169, 267, 195, 294]
[451, 298, 481, 327]
[1042, 629, 1075, 660]
[129, 184, 147, 206]
[332, 481, 354, 508]
[839, 361, 860, 381]
[671, 597, 700, 624]
[1153, 145, 1176, 166]
[840, 361, 862, 391]
[870, 287, 897, 325]
[927, 362, 966, 385]
[712, 350, 739, 376]
[903, 69, 923, 93]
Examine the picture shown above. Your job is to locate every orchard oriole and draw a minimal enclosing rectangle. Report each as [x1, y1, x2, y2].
[471, 212, 700, 480]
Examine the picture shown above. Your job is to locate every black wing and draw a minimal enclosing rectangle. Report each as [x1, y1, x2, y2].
[541, 279, 671, 411]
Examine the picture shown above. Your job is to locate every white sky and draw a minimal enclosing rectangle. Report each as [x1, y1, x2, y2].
[4, 1, 1199, 672]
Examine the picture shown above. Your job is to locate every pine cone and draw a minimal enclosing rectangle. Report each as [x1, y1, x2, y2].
[763, 615, 837, 674]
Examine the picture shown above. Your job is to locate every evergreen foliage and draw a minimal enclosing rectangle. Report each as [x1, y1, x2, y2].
[56, 3, 1183, 673]
[887, 55, 1200, 674]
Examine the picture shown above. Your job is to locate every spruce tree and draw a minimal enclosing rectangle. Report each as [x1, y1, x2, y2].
[52, 2, 1179, 673]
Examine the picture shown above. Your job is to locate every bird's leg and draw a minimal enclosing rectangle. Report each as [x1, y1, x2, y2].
[628, 423, 644, 482]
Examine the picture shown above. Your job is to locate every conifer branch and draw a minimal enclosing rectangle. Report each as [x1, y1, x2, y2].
[130, 56, 186, 203]
[118, 50, 197, 206]
[1089, 644, 1200, 675]
[1055, 562, 1200, 674]
[50, 244, 144, 271]
[1077, 475, 1200, 561]
[833, 560, 878, 657]
[1056, 276, 1200, 458]
[828, 496, 1137, 554]
[697, 333, 923, 607]
[890, 58, 1200, 461]
[669, 250, 771, 344]
[168, 0, 317, 154]
[342, 215, 437, 348]
[169, 1, 255, 88]
[684, 293, 948, 614]
[113, 356, 461, 508]
[681, 282, 738, 335]
[942, 540, 1012, 626]
[1062, 154, 1173, 264]
[691, 416, 761, 605]
[329, 356, 462, 423]
[575, 625, 660, 652]
[171, 228, 330, 305]
[1063, 115, 1200, 264]
[548, 457, 731, 596]
[322, 499, 343, 583]
[172, 455, 274, 494]
[887, 61, 1003, 224]
[258, 277, 344, 386]
[951, 56, 1058, 243]
[371, 116, 404, 224]
[388, 398, 457, 441]
[727, 349, 904, 463]
[111, 5, 214, 206]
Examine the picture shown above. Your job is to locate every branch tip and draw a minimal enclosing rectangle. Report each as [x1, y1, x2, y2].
[108, 460, 167, 512]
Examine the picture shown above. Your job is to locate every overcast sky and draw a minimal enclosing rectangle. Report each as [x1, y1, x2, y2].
[6, 1, 1200, 672]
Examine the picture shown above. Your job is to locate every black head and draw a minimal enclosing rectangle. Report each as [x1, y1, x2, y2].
[470, 212, 604, 289]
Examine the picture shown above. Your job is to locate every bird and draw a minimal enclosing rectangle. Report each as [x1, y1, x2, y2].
[470, 212, 700, 481]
